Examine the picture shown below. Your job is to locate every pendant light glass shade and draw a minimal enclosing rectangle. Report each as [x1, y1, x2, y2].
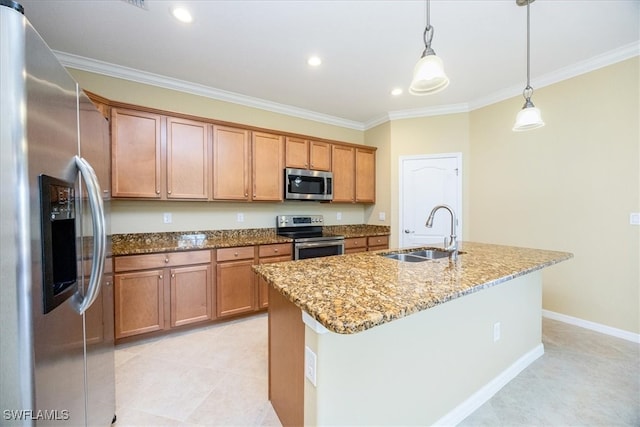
[513, 0, 544, 131]
[513, 104, 544, 131]
[410, 0, 448, 96]
[409, 52, 449, 95]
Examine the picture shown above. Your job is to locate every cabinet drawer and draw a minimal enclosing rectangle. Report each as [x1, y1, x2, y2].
[115, 250, 211, 272]
[344, 237, 367, 249]
[216, 246, 255, 262]
[367, 235, 389, 248]
[259, 243, 292, 258]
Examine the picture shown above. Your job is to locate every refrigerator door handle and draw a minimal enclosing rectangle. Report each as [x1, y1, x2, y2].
[71, 155, 106, 314]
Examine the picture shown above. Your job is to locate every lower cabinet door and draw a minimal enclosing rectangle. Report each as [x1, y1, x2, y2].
[170, 264, 213, 327]
[216, 260, 256, 318]
[115, 269, 165, 339]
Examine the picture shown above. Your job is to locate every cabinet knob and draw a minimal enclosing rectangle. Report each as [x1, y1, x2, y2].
[159, 275, 163, 279]
[164, 258, 169, 263]
[171, 274, 175, 278]
[274, 248, 279, 253]
[234, 252, 239, 257]
[168, 190, 172, 194]
[105, 281, 111, 287]
[245, 192, 248, 197]
[156, 190, 160, 195]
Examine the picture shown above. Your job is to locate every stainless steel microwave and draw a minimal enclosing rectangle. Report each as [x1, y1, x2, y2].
[284, 168, 333, 201]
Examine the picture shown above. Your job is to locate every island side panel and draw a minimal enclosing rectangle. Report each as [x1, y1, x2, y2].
[304, 271, 543, 426]
[268, 285, 304, 427]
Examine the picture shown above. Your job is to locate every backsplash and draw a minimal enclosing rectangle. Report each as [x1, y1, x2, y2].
[110, 200, 370, 234]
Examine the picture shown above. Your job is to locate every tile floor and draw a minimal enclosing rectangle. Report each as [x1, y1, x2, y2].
[114, 314, 639, 426]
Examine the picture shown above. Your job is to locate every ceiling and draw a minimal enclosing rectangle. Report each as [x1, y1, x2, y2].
[18, 0, 640, 129]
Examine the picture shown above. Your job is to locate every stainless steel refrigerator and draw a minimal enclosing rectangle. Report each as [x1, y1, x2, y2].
[1, 1, 115, 425]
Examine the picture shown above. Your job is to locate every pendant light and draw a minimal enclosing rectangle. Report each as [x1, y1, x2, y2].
[513, 0, 544, 131]
[409, 0, 449, 95]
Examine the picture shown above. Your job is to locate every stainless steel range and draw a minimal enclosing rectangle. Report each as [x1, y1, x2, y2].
[276, 215, 345, 260]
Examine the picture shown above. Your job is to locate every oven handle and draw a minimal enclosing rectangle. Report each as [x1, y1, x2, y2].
[295, 240, 345, 249]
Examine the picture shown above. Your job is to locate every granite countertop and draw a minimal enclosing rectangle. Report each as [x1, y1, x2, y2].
[112, 224, 390, 256]
[253, 242, 572, 335]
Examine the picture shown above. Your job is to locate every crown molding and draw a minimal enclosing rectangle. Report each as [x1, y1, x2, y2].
[56, 42, 639, 133]
[468, 41, 640, 111]
[54, 50, 365, 131]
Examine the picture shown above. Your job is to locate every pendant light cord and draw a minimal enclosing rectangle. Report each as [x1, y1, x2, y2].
[422, 0, 434, 54]
[526, 0, 531, 89]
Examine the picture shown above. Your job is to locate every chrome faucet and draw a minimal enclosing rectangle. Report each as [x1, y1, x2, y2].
[425, 204, 458, 259]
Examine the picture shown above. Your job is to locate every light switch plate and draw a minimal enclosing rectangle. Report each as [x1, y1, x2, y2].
[163, 213, 172, 224]
[630, 213, 640, 225]
[237, 212, 244, 222]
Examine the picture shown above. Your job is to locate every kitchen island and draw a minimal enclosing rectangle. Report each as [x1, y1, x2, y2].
[254, 241, 572, 426]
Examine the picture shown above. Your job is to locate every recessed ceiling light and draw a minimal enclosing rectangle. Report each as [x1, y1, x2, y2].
[307, 56, 322, 67]
[391, 88, 403, 96]
[171, 6, 193, 23]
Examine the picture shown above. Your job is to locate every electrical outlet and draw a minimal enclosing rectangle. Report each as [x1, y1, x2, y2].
[237, 212, 244, 222]
[379, 212, 386, 221]
[163, 213, 172, 224]
[336, 212, 342, 221]
[493, 322, 501, 342]
[631, 213, 640, 225]
[304, 346, 317, 386]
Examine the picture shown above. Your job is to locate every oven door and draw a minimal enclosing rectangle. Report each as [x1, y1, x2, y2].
[295, 240, 345, 260]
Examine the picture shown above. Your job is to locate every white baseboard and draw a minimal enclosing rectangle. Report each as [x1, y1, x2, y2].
[433, 343, 545, 427]
[542, 309, 640, 344]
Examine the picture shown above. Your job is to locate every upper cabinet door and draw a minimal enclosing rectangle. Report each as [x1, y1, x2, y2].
[111, 108, 162, 198]
[284, 138, 331, 171]
[166, 117, 210, 200]
[213, 125, 251, 201]
[309, 141, 331, 171]
[331, 144, 355, 203]
[285, 137, 308, 169]
[253, 132, 284, 201]
[355, 148, 375, 203]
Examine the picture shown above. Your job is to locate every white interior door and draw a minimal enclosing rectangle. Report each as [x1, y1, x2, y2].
[399, 153, 462, 248]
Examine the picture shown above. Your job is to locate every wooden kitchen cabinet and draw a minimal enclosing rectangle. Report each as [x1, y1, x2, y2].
[355, 148, 375, 203]
[166, 117, 210, 200]
[170, 264, 213, 327]
[257, 243, 293, 308]
[114, 250, 213, 339]
[252, 132, 284, 201]
[367, 235, 389, 251]
[111, 108, 162, 198]
[331, 144, 376, 204]
[331, 144, 356, 203]
[111, 108, 211, 200]
[344, 237, 367, 254]
[285, 137, 331, 171]
[215, 246, 256, 318]
[114, 269, 165, 339]
[213, 125, 251, 201]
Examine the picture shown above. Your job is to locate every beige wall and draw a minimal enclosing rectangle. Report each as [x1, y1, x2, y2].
[387, 113, 472, 248]
[468, 57, 639, 334]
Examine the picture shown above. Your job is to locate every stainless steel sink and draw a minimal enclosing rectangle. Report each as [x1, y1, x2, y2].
[407, 249, 451, 259]
[380, 248, 462, 262]
[382, 253, 431, 263]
